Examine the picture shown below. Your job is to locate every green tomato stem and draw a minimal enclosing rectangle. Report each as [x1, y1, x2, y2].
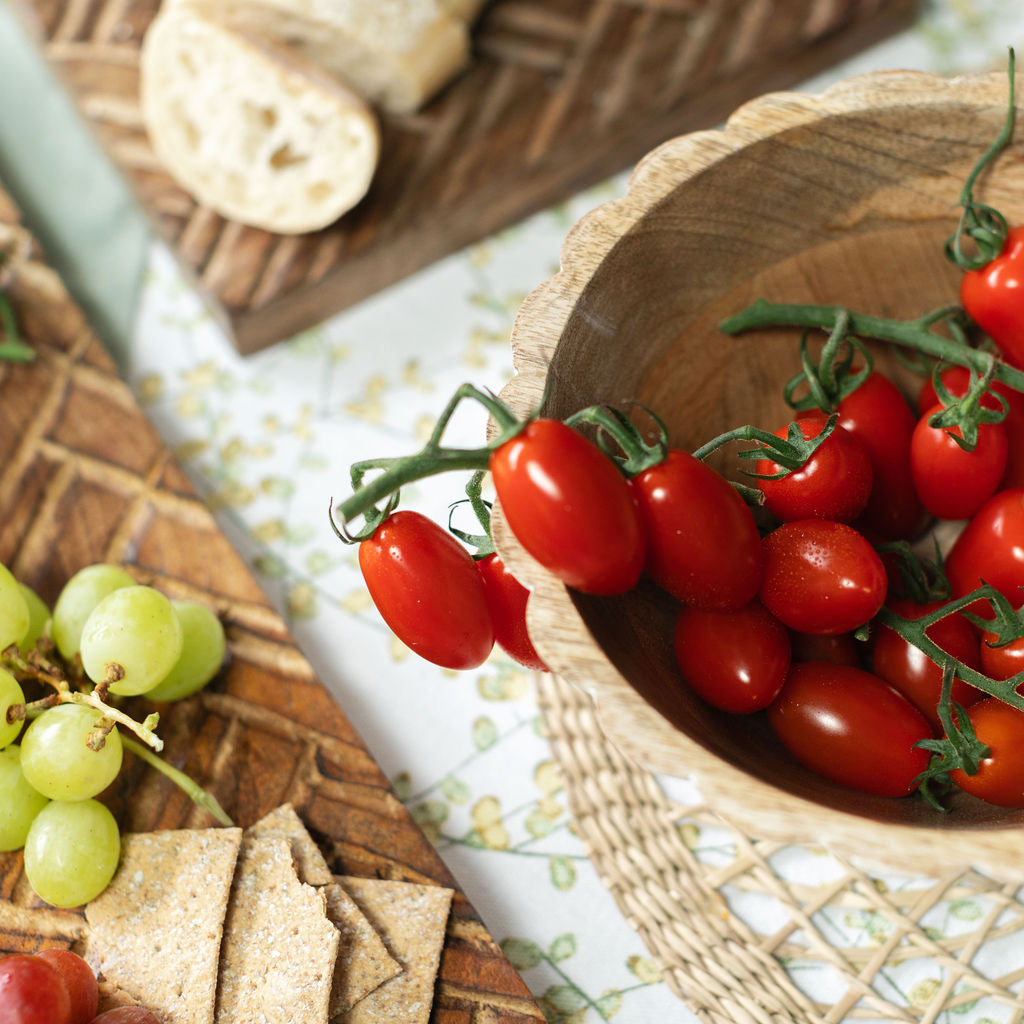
[720, 301, 1024, 393]
[875, 586, 1024, 712]
[121, 734, 234, 827]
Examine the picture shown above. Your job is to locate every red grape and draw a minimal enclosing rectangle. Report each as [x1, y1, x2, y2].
[35, 950, 98, 1024]
[0, 953, 71, 1024]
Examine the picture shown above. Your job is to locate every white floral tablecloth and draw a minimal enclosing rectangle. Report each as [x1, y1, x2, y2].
[5, 2, 1024, 1021]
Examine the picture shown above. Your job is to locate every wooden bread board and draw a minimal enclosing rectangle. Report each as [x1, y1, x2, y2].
[0, 184, 545, 1024]
[12, 0, 918, 354]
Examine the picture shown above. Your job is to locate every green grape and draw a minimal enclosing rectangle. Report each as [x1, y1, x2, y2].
[146, 600, 227, 702]
[0, 562, 30, 652]
[17, 582, 50, 654]
[80, 585, 183, 696]
[0, 746, 49, 851]
[24, 798, 121, 907]
[0, 668, 25, 749]
[52, 563, 135, 660]
[20, 704, 123, 801]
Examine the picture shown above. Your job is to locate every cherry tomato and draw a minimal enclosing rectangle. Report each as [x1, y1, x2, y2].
[945, 488, 1024, 607]
[831, 370, 928, 539]
[476, 553, 548, 672]
[910, 403, 1008, 520]
[788, 630, 861, 667]
[870, 598, 983, 731]
[767, 661, 931, 797]
[755, 413, 872, 523]
[34, 950, 96, 1024]
[673, 600, 790, 713]
[960, 225, 1024, 370]
[758, 520, 887, 636]
[490, 420, 645, 596]
[359, 511, 494, 670]
[979, 629, 1024, 682]
[0, 954, 71, 1024]
[949, 698, 1024, 807]
[630, 449, 762, 610]
[917, 364, 1024, 489]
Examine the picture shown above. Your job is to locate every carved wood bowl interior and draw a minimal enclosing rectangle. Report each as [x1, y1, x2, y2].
[495, 70, 1024, 879]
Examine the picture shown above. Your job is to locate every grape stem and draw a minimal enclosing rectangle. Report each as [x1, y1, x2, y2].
[121, 734, 234, 827]
[1, 645, 163, 751]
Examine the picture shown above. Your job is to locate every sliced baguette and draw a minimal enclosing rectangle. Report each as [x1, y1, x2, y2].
[140, 5, 380, 234]
[182, 0, 471, 115]
[441, 0, 489, 22]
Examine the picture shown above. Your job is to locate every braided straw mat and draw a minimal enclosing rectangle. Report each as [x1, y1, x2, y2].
[537, 673, 1024, 1024]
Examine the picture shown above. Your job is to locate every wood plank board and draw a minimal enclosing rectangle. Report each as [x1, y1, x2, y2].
[12, 0, 917, 354]
[0, 185, 545, 1024]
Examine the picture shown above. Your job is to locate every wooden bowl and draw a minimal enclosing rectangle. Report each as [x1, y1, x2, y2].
[495, 70, 1024, 879]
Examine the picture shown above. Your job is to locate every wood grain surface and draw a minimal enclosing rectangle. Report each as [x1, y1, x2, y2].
[0, 185, 544, 1024]
[494, 69, 1024, 881]
[11, 0, 917, 353]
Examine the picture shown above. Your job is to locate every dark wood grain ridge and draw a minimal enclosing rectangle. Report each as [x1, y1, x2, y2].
[13, 0, 918, 352]
[0, 189, 544, 1023]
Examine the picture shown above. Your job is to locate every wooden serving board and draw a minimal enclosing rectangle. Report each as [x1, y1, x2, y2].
[0, 186, 544, 1023]
[12, 0, 917, 354]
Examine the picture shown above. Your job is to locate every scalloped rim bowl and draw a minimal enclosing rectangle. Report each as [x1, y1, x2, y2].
[495, 69, 1024, 879]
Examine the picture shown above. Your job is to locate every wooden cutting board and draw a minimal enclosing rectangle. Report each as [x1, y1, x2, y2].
[0, 185, 544, 1024]
[12, 0, 917, 354]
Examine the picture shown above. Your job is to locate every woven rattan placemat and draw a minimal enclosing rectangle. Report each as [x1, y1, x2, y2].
[536, 674, 1024, 1024]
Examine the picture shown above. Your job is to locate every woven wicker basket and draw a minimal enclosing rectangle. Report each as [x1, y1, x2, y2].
[494, 69, 1024, 881]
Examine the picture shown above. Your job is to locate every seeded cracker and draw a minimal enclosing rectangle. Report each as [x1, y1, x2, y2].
[84, 828, 244, 1024]
[334, 877, 454, 1024]
[246, 804, 400, 1011]
[215, 836, 339, 1023]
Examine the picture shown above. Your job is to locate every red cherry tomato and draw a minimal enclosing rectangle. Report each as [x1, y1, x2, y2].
[476, 553, 548, 672]
[910, 403, 1008, 520]
[630, 449, 762, 610]
[979, 629, 1024, 682]
[870, 598, 983, 731]
[832, 370, 928, 539]
[767, 661, 932, 797]
[673, 600, 790, 713]
[949, 698, 1024, 807]
[490, 420, 645, 596]
[359, 511, 494, 670]
[0, 954, 72, 1024]
[34, 950, 97, 1024]
[758, 520, 887, 636]
[960, 225, 1024, 370]
[945, 489, 1024, 607]
[917, 364, 1024, 489]
[788, 630, 861, 667]
[755, 413, 872, 523]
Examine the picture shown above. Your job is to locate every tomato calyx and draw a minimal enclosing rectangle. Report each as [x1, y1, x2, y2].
[875, 540, 951, 605]
[913, 661, 991, 811]
[945, 48, 1016, 273]
[962, 584, 1024, 650]
[447, 471, 495, 559]
[564, 403, 667, 476]
[924, 359, 1009, 453]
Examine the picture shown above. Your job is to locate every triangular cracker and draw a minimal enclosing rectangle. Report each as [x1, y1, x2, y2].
[84, 828, 243, 1024]
[246, 805, 401, 1012]
[333, 877, 453, 1024]
[215, 837, 338, 1023]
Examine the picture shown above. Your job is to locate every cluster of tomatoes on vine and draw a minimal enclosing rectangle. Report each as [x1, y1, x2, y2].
[331, 52, 1024, 811]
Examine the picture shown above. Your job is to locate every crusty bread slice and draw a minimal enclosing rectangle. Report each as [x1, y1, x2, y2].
[140, 5, 379, 234]
[185, 0, 471, 114]
[441, 0, 488, 22]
